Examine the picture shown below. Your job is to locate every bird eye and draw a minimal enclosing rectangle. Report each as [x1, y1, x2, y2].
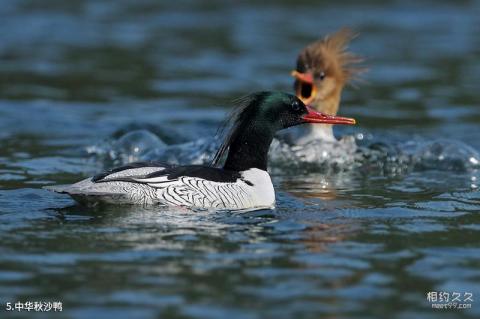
[319, 71, 326, 80]
[291, 100, 301, 111]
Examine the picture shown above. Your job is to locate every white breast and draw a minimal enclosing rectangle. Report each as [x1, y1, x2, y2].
[240, 168, 275, 209]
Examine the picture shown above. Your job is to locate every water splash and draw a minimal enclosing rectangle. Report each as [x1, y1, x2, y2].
[412, 139, 480, 172]
[268, 136, 360, 174]
[86, 130, 167, 166]
[86, 130, 480, 179]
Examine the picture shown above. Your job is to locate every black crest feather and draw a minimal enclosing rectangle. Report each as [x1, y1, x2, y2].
[211, 92, 269, 167]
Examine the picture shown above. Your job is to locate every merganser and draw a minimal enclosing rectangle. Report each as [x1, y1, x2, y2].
[46, 92, 355, 210]
[84, 29, 364, 169]
[289, 28, 365, 144]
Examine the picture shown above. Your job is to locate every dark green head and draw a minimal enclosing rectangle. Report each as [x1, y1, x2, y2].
[212, 91, 356, 171]
[229, 92, 311, 133]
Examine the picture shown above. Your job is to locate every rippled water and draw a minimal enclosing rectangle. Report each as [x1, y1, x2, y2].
[1, 1, 479, 318]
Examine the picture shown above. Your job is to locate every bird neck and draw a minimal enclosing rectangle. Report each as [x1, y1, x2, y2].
[305, 88, 342, 141]
[315, 88, 342, 115]
[223, 123, 274, 172]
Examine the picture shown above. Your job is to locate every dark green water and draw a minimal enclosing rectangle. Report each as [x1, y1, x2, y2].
[0, 1, 479, 318]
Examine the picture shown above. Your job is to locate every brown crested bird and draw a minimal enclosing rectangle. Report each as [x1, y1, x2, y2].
[290, 28, 365, 144]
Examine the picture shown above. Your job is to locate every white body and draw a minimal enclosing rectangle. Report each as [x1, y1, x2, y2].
[47, 167, 275, 211]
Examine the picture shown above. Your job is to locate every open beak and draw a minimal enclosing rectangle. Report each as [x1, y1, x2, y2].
[291, 70, 317, 105]
[302, 105, 356, 125]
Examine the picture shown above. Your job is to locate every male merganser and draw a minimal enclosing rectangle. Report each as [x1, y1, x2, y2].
[289, 28, 365, 144]
[46, 92, 355, 210]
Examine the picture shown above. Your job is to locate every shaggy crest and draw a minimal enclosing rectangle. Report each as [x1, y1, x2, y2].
[297, 28, 366, 83]
[211, 92, 269, 167]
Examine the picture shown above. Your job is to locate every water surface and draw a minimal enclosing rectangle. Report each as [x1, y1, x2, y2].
[0, 1, 479, 318]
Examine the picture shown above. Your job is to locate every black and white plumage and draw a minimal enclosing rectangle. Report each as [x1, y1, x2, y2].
[51, 164, 273, 209]
[45, 91, 355, 211]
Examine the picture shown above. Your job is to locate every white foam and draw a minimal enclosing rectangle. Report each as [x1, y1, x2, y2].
[86, 130, 480, 176]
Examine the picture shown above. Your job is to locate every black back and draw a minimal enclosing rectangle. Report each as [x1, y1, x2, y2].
[93, 162, 252, 185]
[144, 165, 242, 183]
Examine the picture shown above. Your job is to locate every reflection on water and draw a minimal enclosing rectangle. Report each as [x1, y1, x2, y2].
[0, 0, 480, 318]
